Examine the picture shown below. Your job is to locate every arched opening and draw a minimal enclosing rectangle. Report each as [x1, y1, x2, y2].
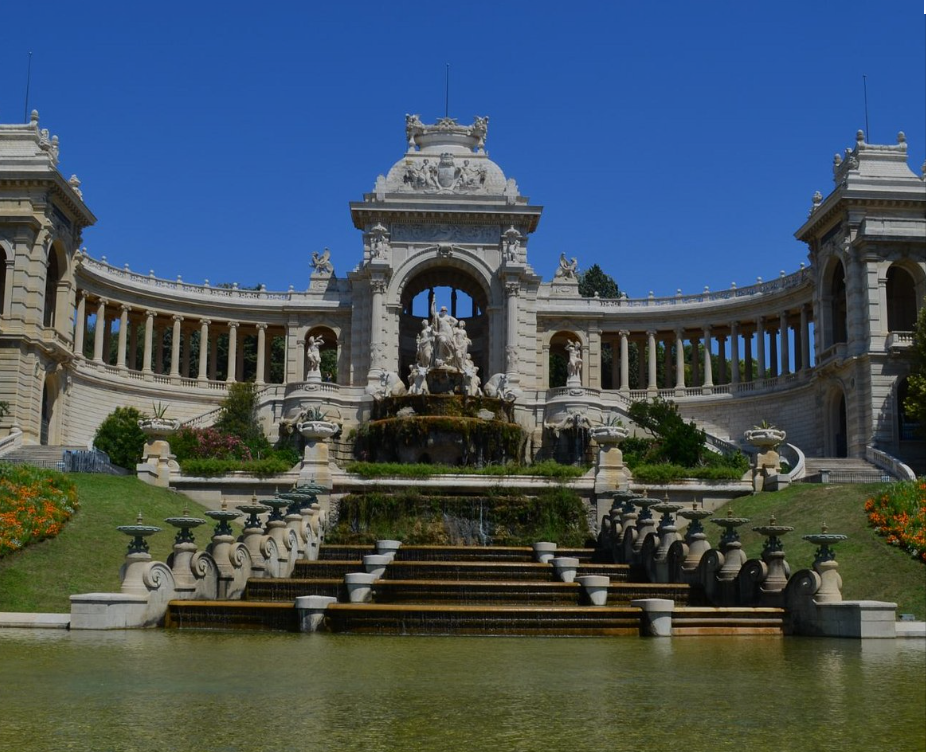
[886, 266, 918, 332]
[40, 381, 53, 446]
[0, 245, 8, 318]
[305, 325, 339, 382]
[548, 331, 581, 388]
[825, 388, 848, 458]
[828, 262, 848, 347]
[399, 267, 489, 385]
[898, 378, 920, 441]
[43, 249, 62, 329]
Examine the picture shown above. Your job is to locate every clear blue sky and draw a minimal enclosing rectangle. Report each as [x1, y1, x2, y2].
[2, 2, 923, 296]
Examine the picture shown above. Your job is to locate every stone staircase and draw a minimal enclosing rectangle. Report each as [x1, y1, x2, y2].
[166, 543, 786, 637]
[802, 457, 891, 484]
[0, 445, 86, 470]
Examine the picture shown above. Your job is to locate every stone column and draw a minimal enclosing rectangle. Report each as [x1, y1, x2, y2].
[117, 305, 130, 369]
[756, 318, 766, 380]
[367, 277, 387, 382]
[226, 322, 238, 383]
[198, 319, 210, 384]
[744, 329, 753, 382]
[74, 292, 86, 356]
[505, 281, 520, 382]
[256, 324, 267, 385]
[779, 310, 790, 375]
[93, 298, 107, 363]
[170, 315, 183, 378]
[800, 305, 810, 372]
[675, 329, 685, 392]
[647, 330, 657, 394]
[619, 330, 629, 393]
[142, 310, 155, 374]
[768, 326, 778, 377]
[702, 326, 713, 389]
[730, 321, 740, 385]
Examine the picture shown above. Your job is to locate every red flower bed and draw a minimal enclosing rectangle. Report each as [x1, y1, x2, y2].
[0, 464, 80, 557]
[865, 480, 926, 563]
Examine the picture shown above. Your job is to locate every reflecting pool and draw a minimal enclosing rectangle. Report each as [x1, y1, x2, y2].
[0, 629, 923, 752]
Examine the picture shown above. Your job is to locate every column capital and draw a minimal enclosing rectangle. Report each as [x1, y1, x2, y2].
[145, 309, 157, 319]
[200, 319, 212, 327]
[370, 279, 387, 295]
[646, 329, 657, 338]
[675, 327, 685, 339]
[255, 322, 267, 331]
[504, 281, 520, 298]
[97, 297, 109, 307]
[172, 314, 184, 324]
[120, 304, 132, 314]
[618, 329, 630, 338]
[227, 321, 239, 330]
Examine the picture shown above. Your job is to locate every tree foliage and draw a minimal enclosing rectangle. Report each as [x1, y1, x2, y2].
[92, 407, 147, 469]
[578, 264, 620, 299]
[214, 381, 269, 454]
[627, 397, 707, 467]
[903, 306, 926, 437]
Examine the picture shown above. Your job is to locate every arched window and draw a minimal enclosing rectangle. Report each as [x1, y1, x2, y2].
[305, 326, 338, 382]
[548, 331, 581, 388]
[886, 266, 918, 332]
[43, 250, 61, 328]
[829, 263, 847, 346]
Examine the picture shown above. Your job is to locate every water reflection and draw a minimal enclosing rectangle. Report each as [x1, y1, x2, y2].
[0, 630, 923, 752]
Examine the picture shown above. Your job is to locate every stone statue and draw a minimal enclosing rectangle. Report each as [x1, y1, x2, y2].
[555, 252, 578, 280]
[306, 335, 324, 374]
[311, 248, 333, 275]
[462, 360, 481, 397]
[408, 364, 430, 395]
[430, 298, 459, 368]
[416, 319, 434, 367]
[452, 320, 471, 371]
[502, 226, 521, 261]
[369, 223, 390, 258]
[565, 340, 583, 380]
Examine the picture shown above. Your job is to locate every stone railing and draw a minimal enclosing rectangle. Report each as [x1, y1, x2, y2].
[866, 445, 917, 482]
[0, 425, 24, 457]
[779, 443, 806, 481]
[886, 331, 914, 351]
[544, 268, 812, 309]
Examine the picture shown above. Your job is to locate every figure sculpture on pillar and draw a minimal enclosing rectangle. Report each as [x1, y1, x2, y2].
[555, 252, 579, 280]
[306, 335, 324, 375]
[311, 248, 333, 276]
[566, 340, 583, 380]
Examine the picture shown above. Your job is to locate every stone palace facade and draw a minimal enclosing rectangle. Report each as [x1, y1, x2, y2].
[1, 113, 924, 470]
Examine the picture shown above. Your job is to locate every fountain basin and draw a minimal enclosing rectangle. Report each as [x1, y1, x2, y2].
[376, 539, 403, 556]
[363, 554, 393, 580]
[345, 572, 377, 603]
[294, 595, 337, 632]
[550, 557, 580, 583]
[576, 575, 610, 606]
[532, 541, 557, 564]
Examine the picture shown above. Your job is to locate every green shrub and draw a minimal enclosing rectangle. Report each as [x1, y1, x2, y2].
[214, 382, 273, 457]
[180, 457, 293, 478]
[328, 487, 589, 546]
[92, 407, 147, 469]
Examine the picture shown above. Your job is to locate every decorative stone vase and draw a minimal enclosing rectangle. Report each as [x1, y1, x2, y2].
[344, 572, 376, 603]
[744, 428, 786, 450]
[297, 420, 339, 442]
[376, 539, 402, 557]
[138, 418, 181, 440]
[363, 554, 393, 580]
[589, 425, 629, 445]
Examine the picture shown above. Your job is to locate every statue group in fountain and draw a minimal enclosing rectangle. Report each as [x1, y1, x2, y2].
[406, 299, 483, 396]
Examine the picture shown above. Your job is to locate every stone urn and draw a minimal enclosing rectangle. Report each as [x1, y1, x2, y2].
[138, 417, 181, 440]
[297, 420, 339, 442]
[744, 427, 786, 450]
[590, 425, 630, 494]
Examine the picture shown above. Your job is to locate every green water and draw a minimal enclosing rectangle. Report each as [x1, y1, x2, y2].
[0, 630, 923, 752]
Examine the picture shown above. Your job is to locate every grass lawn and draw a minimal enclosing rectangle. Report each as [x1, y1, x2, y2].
[0, 474, 215, 613]
[717, 482, 926, 619]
